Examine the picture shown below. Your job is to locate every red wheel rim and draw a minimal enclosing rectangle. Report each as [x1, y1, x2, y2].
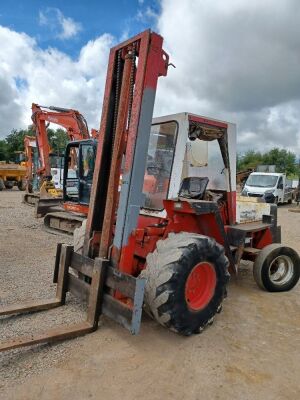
[185, 262, 217, 311]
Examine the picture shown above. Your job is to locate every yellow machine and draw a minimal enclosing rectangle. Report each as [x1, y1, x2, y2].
[0, 161, 26, 191]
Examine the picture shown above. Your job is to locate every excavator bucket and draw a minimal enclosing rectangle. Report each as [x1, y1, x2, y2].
[23, 192, 63, 217]
[23, 192, 40, 206]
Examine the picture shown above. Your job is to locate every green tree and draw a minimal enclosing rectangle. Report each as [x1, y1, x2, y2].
[238, 147, 299, 177]
[5, 127, 35, 161]
[0, 126, 68, 162]
[47, 128, 69, 156]
[0, 140, 8, 161]
[262, 148, 297, 175]
[237, 150, 263, 171]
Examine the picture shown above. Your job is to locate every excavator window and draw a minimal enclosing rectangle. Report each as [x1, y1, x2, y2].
[64, 140, 97, 204]
[143, 121, 178, 210]
[79, 144, 95, 204]
[65, 145, 79, 200]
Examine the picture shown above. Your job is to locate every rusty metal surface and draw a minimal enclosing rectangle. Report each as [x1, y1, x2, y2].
[115, 32, 169, 271]
[83, 46, 117, 256]
[99, 52, 134, 258]
[83, 30, 167, 260]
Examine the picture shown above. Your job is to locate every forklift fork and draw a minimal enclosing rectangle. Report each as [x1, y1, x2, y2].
[0, 244, 145, 353]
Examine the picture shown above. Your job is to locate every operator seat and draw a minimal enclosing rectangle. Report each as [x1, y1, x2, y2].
[178, 177, 209, 200]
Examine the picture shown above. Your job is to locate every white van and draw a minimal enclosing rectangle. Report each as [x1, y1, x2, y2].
[242, 172, 293, 204]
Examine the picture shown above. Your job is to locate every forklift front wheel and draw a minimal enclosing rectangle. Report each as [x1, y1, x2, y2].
[253, 244, 300, 292]
[142, 232, 230, 336]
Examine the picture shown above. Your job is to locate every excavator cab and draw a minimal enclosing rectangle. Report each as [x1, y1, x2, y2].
[64, 139, 97, 208]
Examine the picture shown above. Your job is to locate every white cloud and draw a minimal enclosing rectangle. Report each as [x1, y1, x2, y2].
[0, 25, 113, 138]
[1, 1, 300, 157]
[155, 0, 300, 154]
[39, 8, 82, 40]
[58, 14, 82, 40]
[136, 6, 158, 22]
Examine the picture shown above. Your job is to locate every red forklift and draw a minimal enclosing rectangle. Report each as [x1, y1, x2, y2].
[0, 30, 299, 352]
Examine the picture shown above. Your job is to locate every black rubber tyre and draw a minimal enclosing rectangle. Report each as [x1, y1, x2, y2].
[141, 232, 230, 336]
[253, 244, 300, 292]
[0, 178, 4, 191]
[28, 182, 33, 193]
[4, 181, 13, 189]
[17, 179, 26, 191]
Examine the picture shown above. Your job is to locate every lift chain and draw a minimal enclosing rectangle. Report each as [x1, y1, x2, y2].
[127, 42, 136, 128]
[112, 49, 122, 148]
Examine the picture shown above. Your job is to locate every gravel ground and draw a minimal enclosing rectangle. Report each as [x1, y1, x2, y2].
[0, 189, 86, 389]
[0, 190, 300, 400]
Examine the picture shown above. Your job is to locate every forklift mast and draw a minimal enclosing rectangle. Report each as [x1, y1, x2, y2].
[83, 30, 169, 259]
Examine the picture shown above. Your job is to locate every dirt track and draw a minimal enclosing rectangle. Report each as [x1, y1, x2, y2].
[0, 190, 300, 400]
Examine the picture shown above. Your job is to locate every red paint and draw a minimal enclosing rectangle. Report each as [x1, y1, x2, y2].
[185, 262, 216, 311]
[253, 228, 273, 249]
[23, 135, 36, 191]
[188, 115, 228, 129]
[63, 202, 89, 215]
[226, 191, 236, 224]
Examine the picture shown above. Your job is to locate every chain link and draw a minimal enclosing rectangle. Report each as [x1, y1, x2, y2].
[127, 42, 136, 128]
[112, 49, 122, 146]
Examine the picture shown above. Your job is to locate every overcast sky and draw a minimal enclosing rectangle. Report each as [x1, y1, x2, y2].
[0, 0, 300, 154]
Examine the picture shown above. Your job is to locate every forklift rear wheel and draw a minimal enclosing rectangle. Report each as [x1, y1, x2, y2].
[253, 244, 300, 292]
[141, 232, 230, 336]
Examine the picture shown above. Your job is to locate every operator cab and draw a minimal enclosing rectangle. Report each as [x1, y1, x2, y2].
[142, 113, 236, 224]
[63, 139, 97, 207]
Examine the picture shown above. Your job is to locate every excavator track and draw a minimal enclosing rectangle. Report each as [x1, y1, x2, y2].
[44, 211, 86, 235]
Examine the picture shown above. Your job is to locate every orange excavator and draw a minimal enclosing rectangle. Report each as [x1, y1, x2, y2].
[23, 135, 38, 193]
[23, 103, 98, 217]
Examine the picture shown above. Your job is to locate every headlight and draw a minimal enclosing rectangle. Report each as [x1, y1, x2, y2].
[264, 189, 275, 194]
